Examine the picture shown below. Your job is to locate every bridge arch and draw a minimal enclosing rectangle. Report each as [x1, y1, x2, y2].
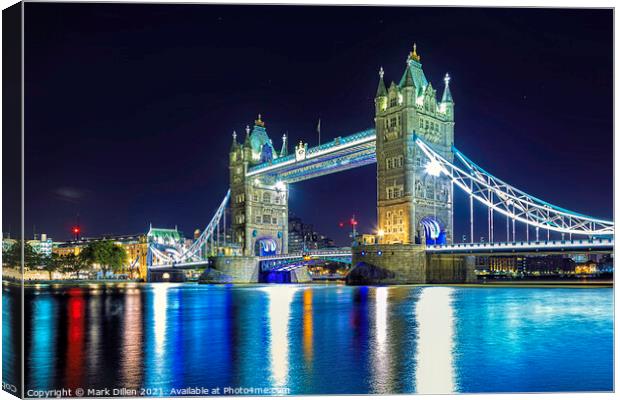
[418, 216, 447, 245]
[254, 237, 278, 256]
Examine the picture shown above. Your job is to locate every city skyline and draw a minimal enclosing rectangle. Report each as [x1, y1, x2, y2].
[14, 4, 613, 244]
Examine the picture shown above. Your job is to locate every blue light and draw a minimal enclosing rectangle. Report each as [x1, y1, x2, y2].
[361, 251, 366, 256]
[377, 251, 383, 256]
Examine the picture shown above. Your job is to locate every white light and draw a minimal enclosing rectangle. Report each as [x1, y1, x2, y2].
[275, 181, 286, 191]
[415, 287, 455, 394]
[425, 159, 442, 177]
[371, 287, 390, 393]
[267, 286, 298, 388]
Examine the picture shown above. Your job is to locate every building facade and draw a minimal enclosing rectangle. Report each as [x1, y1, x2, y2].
[27, 233, 53, 257]
[375, 45, 455, 245]
[54, 233, 148, 279]
[229, 116, 289, 256]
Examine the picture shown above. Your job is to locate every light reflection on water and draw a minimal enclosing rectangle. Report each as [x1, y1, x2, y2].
[415, 287, 455, 394]
[8, 283, 613, 395]
[266, 286, 298, 388]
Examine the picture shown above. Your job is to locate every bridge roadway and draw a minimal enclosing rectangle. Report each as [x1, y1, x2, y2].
[425, 237, 614, 255]
[246, 128, 376, 183]
[259, 248, 353, 271]
[149, 238, 613, 271]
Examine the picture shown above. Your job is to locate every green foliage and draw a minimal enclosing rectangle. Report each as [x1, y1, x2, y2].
[41, 253, 63, 280]
[60, 253, 88, 279]
[81, 241, 128, 277]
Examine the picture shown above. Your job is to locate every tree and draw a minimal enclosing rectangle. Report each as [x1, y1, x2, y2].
[41, 253, 62, 280]
[2, 242, 18, 268]
[61, 253, 88, 279]
[81, 241, 128, 278]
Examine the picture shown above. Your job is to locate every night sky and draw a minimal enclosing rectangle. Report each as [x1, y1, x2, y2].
[18, 4, 613, 245]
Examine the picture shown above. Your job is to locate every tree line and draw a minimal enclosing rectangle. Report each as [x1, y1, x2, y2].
[2, 240, 130, 280]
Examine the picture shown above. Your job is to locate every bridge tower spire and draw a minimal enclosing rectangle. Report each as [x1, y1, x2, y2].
[375, 44, 454, 246]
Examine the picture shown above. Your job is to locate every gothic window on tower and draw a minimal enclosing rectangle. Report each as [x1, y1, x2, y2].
[387, 185, 404, 199]
[390, 97, 398, 107]
[387, 159, 393, 169]
[263, 214, 271, 224]
[262, 192, 271, 203]
[253, 193, 259, 202]
[255, 215, 261, 224]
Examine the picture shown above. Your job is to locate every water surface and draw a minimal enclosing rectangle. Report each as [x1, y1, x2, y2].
[3, 283, 613, 395]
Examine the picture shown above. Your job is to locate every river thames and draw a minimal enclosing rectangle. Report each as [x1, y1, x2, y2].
[3, 283, 613, 395]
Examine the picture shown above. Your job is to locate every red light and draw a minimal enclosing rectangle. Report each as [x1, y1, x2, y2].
[73, 227, 80, 234]
[350, 218, 358, 226]
[338, 222, 344, 228]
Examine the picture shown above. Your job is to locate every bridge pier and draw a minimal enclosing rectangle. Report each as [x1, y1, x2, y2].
[348, 244, 476, 285]
[260, 266, 312, 283]
[199, 256, 259, 283]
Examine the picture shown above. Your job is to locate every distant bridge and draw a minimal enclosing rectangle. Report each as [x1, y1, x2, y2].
[149, 237, 614, 273]
[259, 248, 352, 272]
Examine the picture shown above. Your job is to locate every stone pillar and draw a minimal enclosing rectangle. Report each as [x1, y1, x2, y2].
[200, 256, 259, 283]
[348, 243, 428, 284]
[464, 255, 478, 283]
[290, 266, 312, 283]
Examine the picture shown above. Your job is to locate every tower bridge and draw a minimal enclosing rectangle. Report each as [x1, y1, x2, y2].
[146, 44, 613, 284]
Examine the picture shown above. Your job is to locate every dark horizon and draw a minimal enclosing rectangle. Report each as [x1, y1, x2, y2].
[13, 4, 613, 245]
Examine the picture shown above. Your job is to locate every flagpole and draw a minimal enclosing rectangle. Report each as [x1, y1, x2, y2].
[317, 118, 321, 146]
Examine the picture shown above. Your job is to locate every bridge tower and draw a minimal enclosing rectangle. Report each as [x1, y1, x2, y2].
[375, 44, 455, 246]
[229, 115, 289, 257]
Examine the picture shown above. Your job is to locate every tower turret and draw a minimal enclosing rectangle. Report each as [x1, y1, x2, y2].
[376, 67, 388, 97]
[400, 43, 429, 98]
[375, 67, 388, 114]
[400, 63, 416, 106]
[243, 125, 252, 161]
[440, 73, 454, 121]
[280, 133, 289, 157]
[230, 130, 238, 152]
